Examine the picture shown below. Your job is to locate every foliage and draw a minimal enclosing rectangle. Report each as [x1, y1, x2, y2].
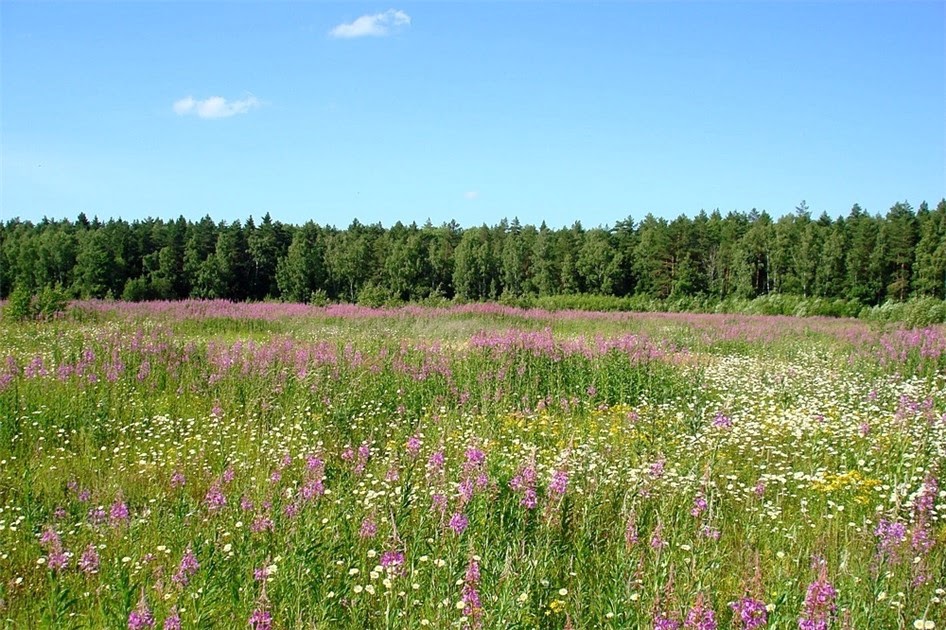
[2, 199, 946, 320]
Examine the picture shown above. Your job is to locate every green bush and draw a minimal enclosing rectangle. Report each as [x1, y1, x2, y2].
[3, 284, 35, 321]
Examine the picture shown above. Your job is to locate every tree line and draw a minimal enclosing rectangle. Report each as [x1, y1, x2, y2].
[2, 199, 945, 307]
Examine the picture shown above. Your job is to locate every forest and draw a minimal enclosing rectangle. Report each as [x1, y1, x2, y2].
[2, 199, 945, 313]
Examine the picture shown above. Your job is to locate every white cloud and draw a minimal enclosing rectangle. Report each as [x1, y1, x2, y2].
[172, 95, 261, 119]
[464, 191, 479, 201]
[330, 9, 411, 38]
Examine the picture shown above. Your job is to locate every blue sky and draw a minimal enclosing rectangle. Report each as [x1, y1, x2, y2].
[2, 2, 944, 229]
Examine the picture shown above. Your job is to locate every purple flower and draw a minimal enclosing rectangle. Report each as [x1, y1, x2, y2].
[650, 523, 667, 550]
[170, 470, 185, 489]
[462, 557, 483, 628]
[729, 597, 768, 630]
[449, 512, 469, 535]
[521, 488, 537, 509]
[712, 412, 732, 429]
[251, 516, 274, 533]
[406, 435, 422, 455]
[654, 612, 682, 630]
[699, 525, 721, 541]
[625, 513, 639, 548]
[381, 550, 405, 573]
[427, 450, 445, 473]
[222, 466, 236, 484]
[79, 543, 100, 574]
[173, 546, 199, 586]
[40, 527, 61, 546]
[87, 506, 107, 525]
[798, 567, 837, 630]
[301, 479, 324, 501]
[47, 549, 70, 571]
[465, 558, 481, 584]
[110, 500, 130, 524]
[359, 518, 377, 539]
[204, 484, 226, 513]
[458, 478, 475, 504]
[128, 594, 155, 629]
[254, 566, 271, 581]
[548, 469, 568, 497]
[163, 608, 182, 630]
[684, 594, 717, 630]
[915, 475, 938, 517]
[874, 518, 907, 560]
[431, 492, 447, 514]
[465, 447, 486, 470]
[248, 607, 272, 630]
[691, 493, 708, 518]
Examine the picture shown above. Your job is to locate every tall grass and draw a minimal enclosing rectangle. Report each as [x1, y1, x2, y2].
[0, 303, 942, 628]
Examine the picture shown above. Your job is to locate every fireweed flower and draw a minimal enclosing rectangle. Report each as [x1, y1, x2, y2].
[431, 493, 447, 515]
[128, 592, 155, 630]
[254, 566, 271, 582]
[691, 493, 708, 518]
[464, 447, 486, 472]
[699, 525, 721, 541]
[381, 550, 405, 574]
[110, 499, 130, 524]
[461, 557, 483, 628]
[654, 612, 682, 630]
[162, 607, 181, 630]
[712, 412, 732, 429]
[684, 593, 717, 630]
[204, 484, 226, 513]
[754, 481, 766, 498]
[173, 546, 199, 586]
[301, 479, 324, 501]
[548, 469, 568, 497]
[799, 564, 837, 630]
[914, 475, 938, 517]
[359, 518, 378, 539]
[248, 607, 272, 630]
[874, 519, 907, 562]
[79, 543, 100, 574]
[625, 513, 639, 549]
[406, 435, 422, 456]
[305, 454, 324, 471]
[170, 470, 185, 489]
[449, 512, 469, 535]
[729, 597, 767, 630]
[650, 523, 667, 550]
[427, 450, 445, 475]
[222, 466, 236, 484]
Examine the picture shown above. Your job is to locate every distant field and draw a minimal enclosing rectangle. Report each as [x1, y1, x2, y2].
[0, 301, 943, 628]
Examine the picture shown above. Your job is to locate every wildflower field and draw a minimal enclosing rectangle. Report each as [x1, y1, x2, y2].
[0, 301, 944, 629]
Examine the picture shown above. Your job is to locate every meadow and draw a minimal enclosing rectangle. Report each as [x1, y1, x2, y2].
[0, 300, 943, 629]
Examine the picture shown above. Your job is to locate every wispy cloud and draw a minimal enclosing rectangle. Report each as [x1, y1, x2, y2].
[330, 9, 411, 39]
[464, 191, 480, 201]
[172, 95, 261, 119]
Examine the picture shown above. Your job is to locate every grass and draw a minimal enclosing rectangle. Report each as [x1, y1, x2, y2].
[0, 300, 943, 628]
